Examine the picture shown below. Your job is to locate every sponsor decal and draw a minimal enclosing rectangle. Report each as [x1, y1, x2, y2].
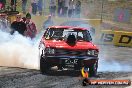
[100, 30, 132, 46]
[101, 33, 114, 42]
[119, 35, 132, 44]
[114, 8, 131, 23]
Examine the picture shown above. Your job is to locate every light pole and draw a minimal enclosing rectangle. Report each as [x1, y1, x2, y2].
[101, 0, 104, 23]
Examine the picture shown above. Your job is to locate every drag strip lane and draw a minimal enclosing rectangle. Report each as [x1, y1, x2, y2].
[0, 67, 132, 88]
[0, 45, 132, 88]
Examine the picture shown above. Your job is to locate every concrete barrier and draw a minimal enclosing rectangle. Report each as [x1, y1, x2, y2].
[100, 30, 132, 47]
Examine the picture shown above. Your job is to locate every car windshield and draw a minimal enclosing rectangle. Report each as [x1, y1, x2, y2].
[44, 28, 92, 42]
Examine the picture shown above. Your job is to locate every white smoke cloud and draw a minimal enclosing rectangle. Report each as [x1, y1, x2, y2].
[0, 30, 43, 70]
[98, 45, 131, 72]
[98, 58, 131, 72]
[0, 28, 131, 72]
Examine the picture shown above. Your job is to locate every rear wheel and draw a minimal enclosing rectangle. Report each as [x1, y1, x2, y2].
[89, 60, 98, 77]
[40, 56, 50, 74]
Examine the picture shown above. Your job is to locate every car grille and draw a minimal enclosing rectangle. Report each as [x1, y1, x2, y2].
[55, 49, 87, 56]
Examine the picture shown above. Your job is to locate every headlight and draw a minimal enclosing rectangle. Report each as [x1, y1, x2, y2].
[45, 48, 55, 54]
[39, 43, 45, 56]
[87, 50, 98, 56]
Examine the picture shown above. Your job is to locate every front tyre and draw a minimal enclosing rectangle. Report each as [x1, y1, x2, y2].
[89, 60, 98, 77]
[40, 56, 49, 74]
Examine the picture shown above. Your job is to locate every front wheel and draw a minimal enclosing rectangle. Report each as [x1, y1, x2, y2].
[89, 60, 98, 77]
[40, 56, 50, 74]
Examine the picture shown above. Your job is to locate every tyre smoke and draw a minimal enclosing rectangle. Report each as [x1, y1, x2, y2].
[98, 45, 132, 72]
[0, 30, 43, 70]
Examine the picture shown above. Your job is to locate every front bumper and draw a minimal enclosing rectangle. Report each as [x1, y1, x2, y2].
[41, 55, 99, 67]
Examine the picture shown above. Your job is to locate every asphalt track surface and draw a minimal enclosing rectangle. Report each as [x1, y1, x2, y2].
[0, 45, 132, 88]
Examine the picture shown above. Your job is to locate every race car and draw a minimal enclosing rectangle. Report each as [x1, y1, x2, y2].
[39, 26, 99, 76]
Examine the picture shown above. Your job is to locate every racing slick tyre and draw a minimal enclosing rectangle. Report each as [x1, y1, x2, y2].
[89, 60, 98, 77]
[40, 56, 50, 74]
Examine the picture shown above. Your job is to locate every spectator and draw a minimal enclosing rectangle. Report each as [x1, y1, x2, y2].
[0, 0, 6, 10]
[63, 0, 69, 17]
[31, 0, 38, 15]
[38, 0, 43, 15]
[61, 0, 66, 17]
[68, 0, 75, 17]
[22, 0, 27, 14]
[75, 0, 81, 18]
[0, 13, 10, 32]
[43, 15, 54, 30]
[43, 0, 46, 15]
[49, 0, 56, 16]
[25, 13, 37, 39]
[58, 0, 65, 16]
[11, 13, 27, 35]
[10, 0, 17, 11]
